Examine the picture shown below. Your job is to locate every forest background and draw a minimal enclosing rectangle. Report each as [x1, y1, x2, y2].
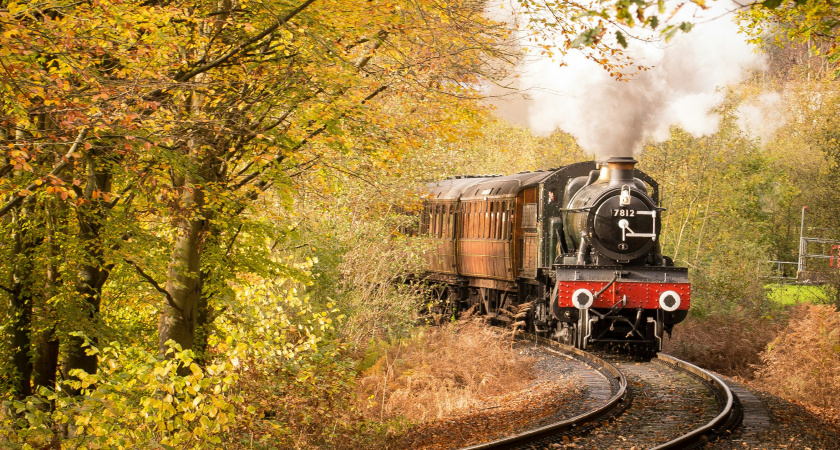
[1, 0, 839, 448]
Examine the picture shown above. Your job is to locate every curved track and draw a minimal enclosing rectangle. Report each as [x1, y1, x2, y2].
[651, 354, 737, 449]
[461, 337, 628, 449]
[457, 337, 738, 450]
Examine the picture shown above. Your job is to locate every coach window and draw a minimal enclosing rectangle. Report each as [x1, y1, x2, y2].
[464, 203, 470, 239]
[438, 205, 446, 238]
[474, 202, 480, 239]
[498, 202, 505, 239]
[477, 202, 483, 239]
[426, 205, 433, 237]
[503, 202, 509, 238]
[481, 202, 485, 239]
[505, 201, 513, 241]
[496, 202, 502, 239]
[443, 204, 448, 238]
[449, 205, 456, 238]
[489, 201, 496, 239]
[463, 203, 469, 238]
[486, 201, 492, 240]
[494, 202, 501, 240]
[430, 205, 436, 237]
[435, 204, 443, 238]
[466, 203, 473, 238]
[481, 202, 488, 240]
[440, 204, 446, 238]
[430, 205, 437, 238]
[455, 203, 467, 239]
[476, 202, 482, 239]
[488, 202, 494, 240]
[443, 203, 452, 238]
[435, 205, 442, 238]
[421, 203, 429, 235]
[486, 202, 492, 239]
[479, 203, 485, 239]
[473, 202, 480, 239]
[482, 202, 488, 240]
[466, 203, 472, 238]
[486, 202, 492, 240]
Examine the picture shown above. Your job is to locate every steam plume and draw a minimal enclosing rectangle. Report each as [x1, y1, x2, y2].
[493, 1, 765, 158]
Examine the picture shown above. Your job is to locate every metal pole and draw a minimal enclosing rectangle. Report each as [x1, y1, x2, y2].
[798, 206, 807, 273]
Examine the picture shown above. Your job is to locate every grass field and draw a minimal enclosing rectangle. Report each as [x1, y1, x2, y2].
[765, 284, 832, 305]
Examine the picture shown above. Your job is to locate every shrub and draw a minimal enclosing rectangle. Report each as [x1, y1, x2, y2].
[1, 341, 240, 449]
[0, 270, 364, 450]
[356, 320, 535, 424]
[754, 304, 840, 421]
[663, 308, 781, 378]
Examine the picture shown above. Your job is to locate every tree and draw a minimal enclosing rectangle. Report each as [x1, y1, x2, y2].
[0, 0, 519, 388]
[740, 0, 840, 76]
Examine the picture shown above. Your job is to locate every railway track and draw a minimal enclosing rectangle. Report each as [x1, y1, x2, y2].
[460, 335, 739, 449]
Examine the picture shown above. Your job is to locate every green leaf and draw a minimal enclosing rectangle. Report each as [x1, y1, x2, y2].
[616, 31, 628, 48]
[570, 26, 603, 48]
[762, 0, 784, 8]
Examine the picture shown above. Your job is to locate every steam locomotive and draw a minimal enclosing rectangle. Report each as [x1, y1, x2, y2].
[420, 157, 689, 353]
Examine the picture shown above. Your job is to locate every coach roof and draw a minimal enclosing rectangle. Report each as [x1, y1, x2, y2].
[425, 171, 554, 200]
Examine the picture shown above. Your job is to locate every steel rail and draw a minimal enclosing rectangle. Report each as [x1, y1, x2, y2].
[460, 336, 628, 450]
[651, 353, 737, 449]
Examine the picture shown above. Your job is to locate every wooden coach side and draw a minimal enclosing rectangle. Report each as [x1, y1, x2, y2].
[457, 197, 515, 282]
[421, 200, 459, 275]
[516, 186, 539, 279]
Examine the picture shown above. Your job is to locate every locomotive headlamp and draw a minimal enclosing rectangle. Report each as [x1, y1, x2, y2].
[620, 185, 632, 206]
[659, 291, 681, 312]
[572, 289, 594, 310]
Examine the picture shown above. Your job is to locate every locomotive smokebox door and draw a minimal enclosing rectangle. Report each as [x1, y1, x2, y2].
[588, 188, 659, 263]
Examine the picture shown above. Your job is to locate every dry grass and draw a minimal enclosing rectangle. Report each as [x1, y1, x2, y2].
[356, 319, 535, 423]
[753, 304, 840, 424]
[663, 310, 781, 378]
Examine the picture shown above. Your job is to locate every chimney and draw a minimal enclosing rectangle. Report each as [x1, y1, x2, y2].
[606, 156, 637, 187]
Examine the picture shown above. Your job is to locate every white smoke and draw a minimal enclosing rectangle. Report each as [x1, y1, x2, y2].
[737, 92, 784, 142]
[493, 1, 767, 157]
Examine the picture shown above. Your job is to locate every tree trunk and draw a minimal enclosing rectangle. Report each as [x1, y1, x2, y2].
[158, 208, 206, 354]
[33, 327, 59, 391]
[61, 264, 106, 382]
[34, 204, 64, 392]
[158, 84, 218, 360]
[10, 213, 35, 398]
[62, 149, 113, 386]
